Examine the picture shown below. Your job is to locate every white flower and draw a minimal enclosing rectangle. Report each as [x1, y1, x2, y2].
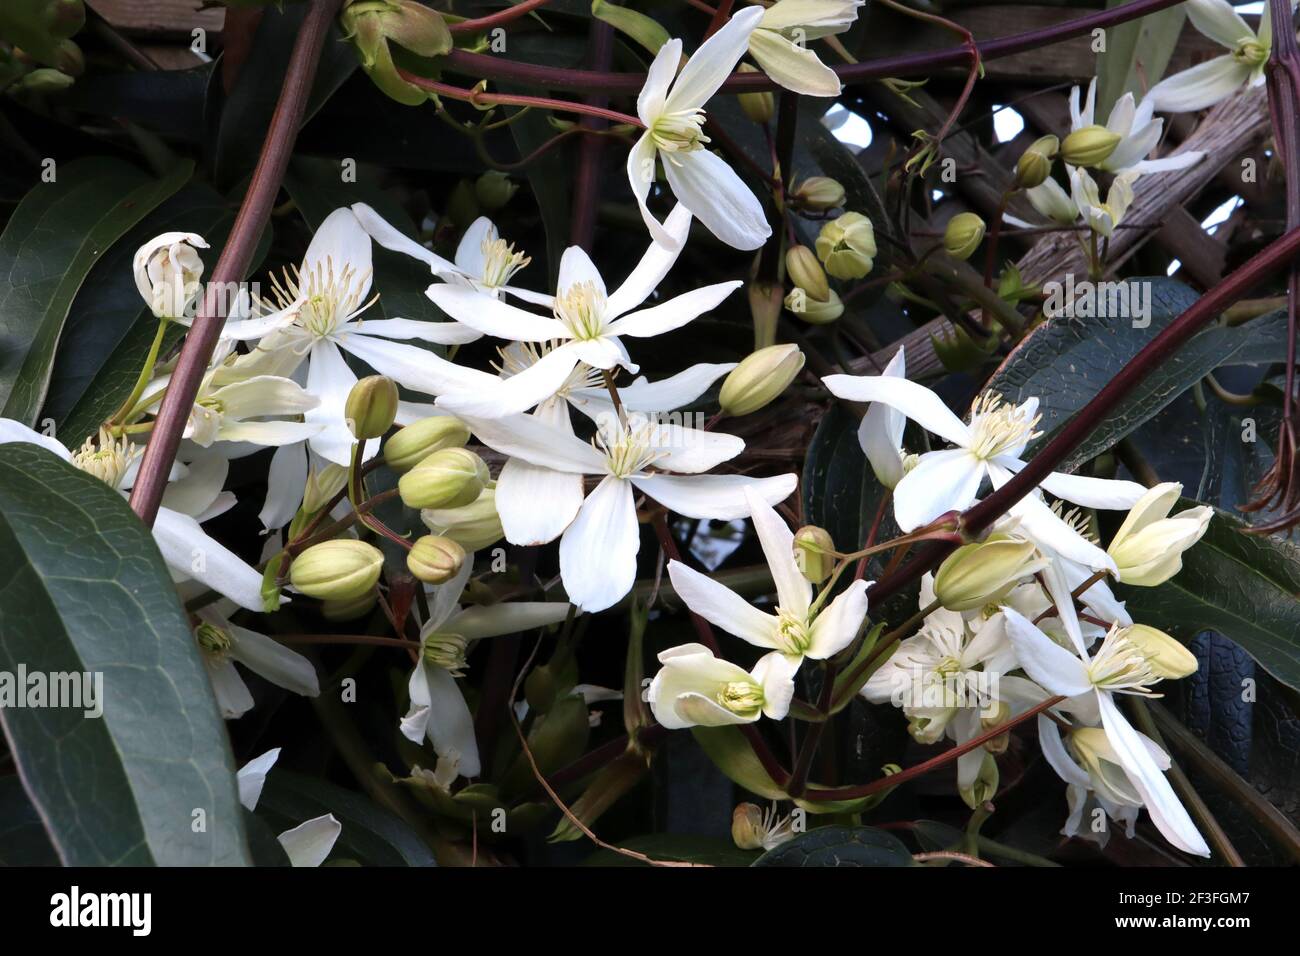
[630, 8, 772, 250]
[819, 374, 1147, 569]
[237, 749, 342, 866]
[194, 604, 319, 719]
[458, 409, 796, 611]
[351, 203, 553, 307]
[401, 559, 572, 776]
[245, 208, 491, 465]
[1148, 0, 1285, 113]
[1070, 166, 1137, 238]
[645, 642, 797, 728]
[1107, 482, 1212, 585]
[0, 420, 268, 610]
[134, 231, 208, 319]
[1003, 607, 1209, 856]
[857, 346, 908, 488]
[1068, 77, 1203, 175]
[668, 486, 869, 674]
[748, 0, 863, 97]
[1005, 176, 1079, 230]
[427, 205, 740, 419]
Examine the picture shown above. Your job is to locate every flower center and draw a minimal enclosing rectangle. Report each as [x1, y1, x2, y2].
[267, 256, 376, 340]
[1233, 39, 1268, 67]
[553, 281, 608, 341]
[195, 621, 233, 659]
[478, 237, 530, 289]
[774, 609, 813, 656]
[650, 108, 709, 161]
[594, 418, 663, 478]
[71, 429, 137, 490]
[966, 392, 1041, 460]
[423, 632, 469, 676]
[717, 680, 765, 717]
[1086, 625, 1159, 693]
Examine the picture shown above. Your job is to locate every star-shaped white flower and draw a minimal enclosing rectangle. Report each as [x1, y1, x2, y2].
[1068, 77, 1203, 175]
[645, 642, 797, 728]
[629, 9, 772, 250]
[194, 603, 319, 719]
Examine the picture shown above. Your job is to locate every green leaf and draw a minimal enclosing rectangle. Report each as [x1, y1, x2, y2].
[1118, 502, 1300, 692]
[42, 181, 239, 439]
[0, 775, 60, 866]
[987, 279, 1287, 472]
[751, 825, 915, 866]
[0, 445, 250, 865]
[0, 157, 192, 425]
[255, 770, 436, 866]
[1095, 1, 1186, 119]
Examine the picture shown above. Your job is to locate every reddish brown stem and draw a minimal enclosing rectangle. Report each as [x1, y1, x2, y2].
[129, 0, 342, 526]
[447, 0, 551, 33]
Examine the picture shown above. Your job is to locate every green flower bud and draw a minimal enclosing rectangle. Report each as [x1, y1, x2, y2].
[815, 212, 876, 280]
[933, 535, 1044, 611]
[345, 375, 399, 440]
[790, 176, 846, 212]
[290, 540, 384, 601]
[980, 700, 1011, 754]
[422, 483, 504, 552]
[474, 170, 518, 211]
[1014, 135, 1058, 189]
[943, 212, 986, 261]
[407, 534, 466, 584]
[13, 66, 74, 93]
[341, 0, 451, 106]
[793, 525, 835, 584]
[384, 415, 471, 472]
[399, 447, 488, 509]
[1060, 124, 1122, 168]
[959, 750, 999, 809]
[737, 63, 774, 124]
[718, 344, 805, 416]
[302, 463, 349, 514]
[785, 286, 844, 324]
[321, 590, 378, 622]
[784, 244, 829, 302]
[749, 279, 784, 349]
[1120, 624, 1198, 680]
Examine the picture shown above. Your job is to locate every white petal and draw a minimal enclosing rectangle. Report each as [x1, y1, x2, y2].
[822, 373, 971, 447]
[560, 476, 639, 612]
[454, 217, 496, 276]
[206, 657, 254, 719]
[302, 208, 372, 303]
[606, 204, 693, 318]
[891, 448, 984, 531]
[638, 37, 683, 123]
[632, 472, 796, 520]
[1007, 489, 1117, 572]
[303, 340, 359, 467]
[626, 133, 674, 248]
[424, 664, 483, 777]
[351, 201, 458, 274]
[1001, 607, 1093, 697]
[454, 410, 607, 474]
[557, 245, 606, 297]
[496, 457, 584, 544]
[278, 814, 342, 867]
[348, 317, 481, 345]
[748, 29, 842, 97]
[606, 281, 741, 338]
[752, 649, 799, 720]
[338, 329, 488, 396]
[261, 443, 307, 531]
[744, 486, 810, 617]
[644, 422, 744, 473]
[594, 362, 735, 413]
[857, 348, 907, 488]
[1037, 713, 1092, 789]
[153, 506, 266, 610]
[665, 7, 764, 111]
[1097, 692, 1210, 857]
[1186, 0, 1254, 49]
[160, 452, 228, 517]
[0, 419, 70, 459]
[229, 624, 320, 698]
[1033, 468, 1147, 510]
[446, 601, 572, 640]
[424, 284, 568, 341]
[663, 149, 770, 251]
[236, 747, 281, 810]
[807, 579, 869, 658]
[1148, 56, 1251, 113]
[437, 344, 583, 418]
[667, 559, 780, 649]
[1128, 151, 1204, 175]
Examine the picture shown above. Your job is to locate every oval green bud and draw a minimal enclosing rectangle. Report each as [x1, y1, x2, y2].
[943, 212, 986, 261]
[302, 463, 349, 514]
[384, 415, 471, 472]
[1014, 135, 1058, 189]
[1060, 124, 1122, 168]
[345, 375, 399, 440]
[718, 344, 805, 416]
[423, 483, 504, 551]
[785, 287, 844, 325]
[785, 244, 829, 302]
[791, 176, 846, 212]
[398, 446, 488, 509]
[321, 590, 378, 622]
[815, 212, 876, 280]
[407, 534, 466, 585]
[290, 540, 384, 601]
[737, 63, 774, 124]
[793, 525, 835, 584]
[475, 170, 518, 211]
[933, 535, 1044, 611]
